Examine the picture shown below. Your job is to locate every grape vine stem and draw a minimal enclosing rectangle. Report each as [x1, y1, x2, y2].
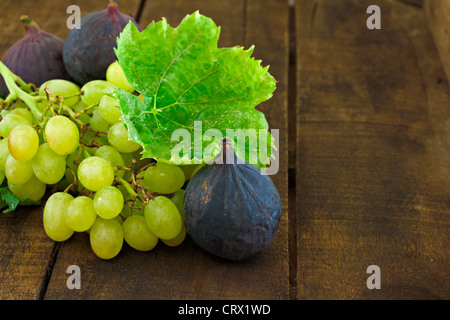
[0, 61, 42, 119]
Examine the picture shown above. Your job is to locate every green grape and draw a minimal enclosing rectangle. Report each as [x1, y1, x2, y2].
[106, 61, 134, 93]
[39, 79, 81, 107]
[0, 138, 6, 184]
[9, 108, 33, 124]
[94, 145, 124, 177]
[144, 163, 185, 194]
[8, 124, 39, 161]
[45, 115, 79, 155]
[122, 215, 158, 251]
[178, 164, 200, 181]
[93, 186, 124, 219]
[99, 95, 122, 124]
[107, 122, 141, 153]
[77, 156, 114, 192]
[8, 174, 46, 202]
[65, 196, 97, 232]
[0, 138, 10, 172]
[31, 143, 66, 184]
[81, 80, 116, 106]
[0, 113, 31, 138]
[162, 225, 186, 247]
[4, 154, 33, 184]
[43, 192, 74, 242]
[89, 108, 112, 132]
[144, 196, 182, 240]
[90, 217, 123, 259]
[170, 189, 185, 217]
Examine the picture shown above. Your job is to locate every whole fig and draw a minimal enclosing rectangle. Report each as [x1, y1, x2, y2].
[0, 15, 70, 97]
[62, 1, 141, 85]
[183, 141, 282, 261]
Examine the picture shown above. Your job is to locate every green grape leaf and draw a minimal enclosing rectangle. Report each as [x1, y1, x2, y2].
[114, 11, 276, 166]
[0, 187, 21, 214]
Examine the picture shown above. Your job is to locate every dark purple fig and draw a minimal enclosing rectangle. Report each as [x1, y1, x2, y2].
[183, 141, 282, 261]
[0, 15, 70, 97]
[62, 1, 141, 85]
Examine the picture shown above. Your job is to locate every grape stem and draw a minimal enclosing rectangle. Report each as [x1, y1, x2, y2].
[115, 176, 139, 199]
[0, 61, 42, 119]
[79, 139, 102, 149]
[116, 165, 132, 172]
[82, 149, 91, 159]
[57, 103, 91, 129]
[135, 162, 156, 174]
[74, 102, 98, 118]
[63, 166, 78, 193]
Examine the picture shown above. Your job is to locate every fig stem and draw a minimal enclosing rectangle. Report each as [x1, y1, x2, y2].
[0, 61, 42, 119]
[20, 15, 33, 26]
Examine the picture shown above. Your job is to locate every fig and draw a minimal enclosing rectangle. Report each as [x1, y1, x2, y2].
[62, 1, 141, 85]
[183, 141, 282, 261]
[0, 15, 70, 97]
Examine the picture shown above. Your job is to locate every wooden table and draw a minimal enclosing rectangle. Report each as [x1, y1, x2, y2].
[0, 0, 448, 300]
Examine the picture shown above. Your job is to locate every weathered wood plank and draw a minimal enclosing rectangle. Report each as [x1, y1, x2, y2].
[43, 0, 289, 299]
[296, 0, 449, 299]
[0, 200, 53, 299]
[0, 0, 141, 300]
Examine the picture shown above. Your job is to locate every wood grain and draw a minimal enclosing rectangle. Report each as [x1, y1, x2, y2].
[0, 199, 54, 299]
[296, 0, 449, 299]
[43, 0, 290, 299]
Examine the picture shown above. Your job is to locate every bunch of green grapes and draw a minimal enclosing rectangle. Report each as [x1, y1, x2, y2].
[0, 61, 201, 260]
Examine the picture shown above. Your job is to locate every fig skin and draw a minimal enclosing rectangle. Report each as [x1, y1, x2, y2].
[62, 1, 141, 85]
[0, 16, 70, 97]
[183, 142, 282, 261]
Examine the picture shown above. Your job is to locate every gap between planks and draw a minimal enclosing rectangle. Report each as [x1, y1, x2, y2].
[287, 4, 298, 300]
